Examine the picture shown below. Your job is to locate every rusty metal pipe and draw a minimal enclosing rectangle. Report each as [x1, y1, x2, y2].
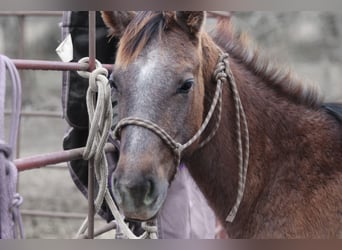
[12, 59, 113, 72]
[20, 209, 102, 220]
[87, 11, 97, 239]
[14, 143, 116, 172]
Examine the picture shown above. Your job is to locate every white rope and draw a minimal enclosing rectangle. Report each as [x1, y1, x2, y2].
[0, 55, 24, 239]
[223, 54, 250, 223]
[75, 57, 157, 239]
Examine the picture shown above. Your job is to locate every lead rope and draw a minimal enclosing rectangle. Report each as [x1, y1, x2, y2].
[0, 55, 24, 239]
[222, 54, 250, 223]
[113, 52, 249, 223]
[76, 57, 157, 239]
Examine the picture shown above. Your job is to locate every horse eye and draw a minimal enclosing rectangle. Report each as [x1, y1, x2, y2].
[177, 79, 194, 94]
[109, 79, 118, 90]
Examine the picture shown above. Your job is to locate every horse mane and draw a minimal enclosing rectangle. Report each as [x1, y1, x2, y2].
[117, 12, 323, 109]
[116, 11, 174, 67]
[212, 17, 323, 109]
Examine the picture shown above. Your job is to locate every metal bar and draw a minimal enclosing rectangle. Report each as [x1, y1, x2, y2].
[0, 11, 229, 18]
[15, 13, 25, 169]
[87, 11, 97, 240]
[88, 12, 97, 73]
[13, 59, 87, 71]
[20, 209, 102, 220]
[12, 59, 113, 72]
[18, 16, 25, 59]
[78, 221, 117, 239]
[4, 110, 62, 118]
[0, 11, 63, 16]
[14, 143, 116, 172]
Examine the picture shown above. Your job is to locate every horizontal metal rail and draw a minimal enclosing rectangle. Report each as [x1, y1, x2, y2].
[0, 11, 63, 16]
[5, 110, 62, 118]
[0, 11, 228, 18]
[12, 59, 113, 72]
[20, 209, 102, 220]
[14, 143, 116, 172]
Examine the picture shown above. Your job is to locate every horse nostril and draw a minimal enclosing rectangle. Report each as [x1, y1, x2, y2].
[143, 179, 155, 206]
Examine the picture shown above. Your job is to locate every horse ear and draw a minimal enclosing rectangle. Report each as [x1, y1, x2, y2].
[175, 11, 205, 38]
[101, 11, 136, 38]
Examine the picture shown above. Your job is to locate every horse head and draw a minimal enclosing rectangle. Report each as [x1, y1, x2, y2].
[103, 11, 210, 221]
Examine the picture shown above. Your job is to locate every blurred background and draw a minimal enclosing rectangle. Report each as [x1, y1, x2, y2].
[0, 11, 341, 238]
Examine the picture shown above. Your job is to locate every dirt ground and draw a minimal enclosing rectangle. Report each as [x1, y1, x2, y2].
[1, 12, 342, 239]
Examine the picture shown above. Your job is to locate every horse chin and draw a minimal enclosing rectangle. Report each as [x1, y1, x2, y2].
[122, 194, 165, 222]
[123, 209, 159, 222]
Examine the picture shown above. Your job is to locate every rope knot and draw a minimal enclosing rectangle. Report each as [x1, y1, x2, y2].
[11, 193, 23, 209]
[89, 67, 109, 92]
[215, 71, 228, 83]
[214, 53, 229, 83]
[141, 222, 158, 234]
[174, 143, 183, 155]
[219, 52, 229, 62]
[141, 221, 158, 239]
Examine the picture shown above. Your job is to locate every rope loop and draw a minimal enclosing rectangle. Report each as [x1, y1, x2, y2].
[77, 57, 102, 79]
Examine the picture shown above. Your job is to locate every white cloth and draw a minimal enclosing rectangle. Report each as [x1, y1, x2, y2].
[157, 167, 216, 239]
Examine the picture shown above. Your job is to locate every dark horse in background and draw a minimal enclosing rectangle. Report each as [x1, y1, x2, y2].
[101, 11, 341, 238]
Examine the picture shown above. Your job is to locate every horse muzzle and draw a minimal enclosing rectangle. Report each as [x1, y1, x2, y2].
[111, 170, 168, 221]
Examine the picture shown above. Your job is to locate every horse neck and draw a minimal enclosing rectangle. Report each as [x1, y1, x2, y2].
[185, 35, 330, 235]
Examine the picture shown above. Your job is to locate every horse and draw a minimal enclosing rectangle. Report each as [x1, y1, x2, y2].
[101, 11, 342, 238]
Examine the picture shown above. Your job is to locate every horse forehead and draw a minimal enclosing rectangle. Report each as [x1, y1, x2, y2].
[124, 48, 170, 109]
[137, 49, 161, 82]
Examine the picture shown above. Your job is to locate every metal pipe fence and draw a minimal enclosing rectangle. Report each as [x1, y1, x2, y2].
[1, 11, 113, 239]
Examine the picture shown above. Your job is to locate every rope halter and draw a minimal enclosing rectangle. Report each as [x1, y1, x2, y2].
[113, 52, 250, 223]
